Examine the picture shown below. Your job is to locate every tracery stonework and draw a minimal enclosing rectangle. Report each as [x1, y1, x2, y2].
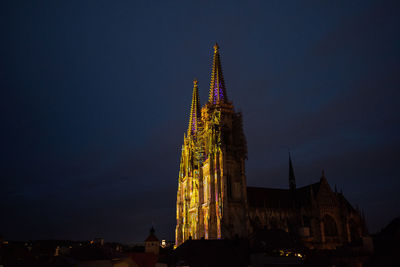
[175, 45, 367, 249]
[175, 44, 248, 246]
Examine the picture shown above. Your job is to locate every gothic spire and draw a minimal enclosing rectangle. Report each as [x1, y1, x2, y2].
[188, 79, 201, 136]
[289, 152, 296, 191]
[208, 43, 228, 104]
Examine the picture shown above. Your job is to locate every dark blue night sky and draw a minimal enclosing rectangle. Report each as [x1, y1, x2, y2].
[1, 0, 399, 243]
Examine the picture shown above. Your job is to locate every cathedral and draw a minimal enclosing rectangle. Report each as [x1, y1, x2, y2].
[175, 44, 367, 250]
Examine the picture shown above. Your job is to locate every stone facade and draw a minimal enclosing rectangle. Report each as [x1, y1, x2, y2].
[247, 172, 367, 250]
[175, 44, 248, 246]
[175, 45, 366, 249]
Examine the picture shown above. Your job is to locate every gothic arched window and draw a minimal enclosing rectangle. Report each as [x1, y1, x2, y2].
[323, 215, 338, 237]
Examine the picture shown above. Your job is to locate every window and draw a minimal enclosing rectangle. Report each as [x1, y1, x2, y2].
[323, 215, 338, 237]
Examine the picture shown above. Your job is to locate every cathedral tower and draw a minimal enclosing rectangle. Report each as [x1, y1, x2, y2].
[175, 44, 248, 247]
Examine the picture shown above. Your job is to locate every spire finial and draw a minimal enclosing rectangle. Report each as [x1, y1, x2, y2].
[193, 79, 198, 86]
[322, 169, 325, 177]
[213, 43, 219, 53]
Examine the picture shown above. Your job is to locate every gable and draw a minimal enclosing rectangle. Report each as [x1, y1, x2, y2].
[315, 178, 337, 207]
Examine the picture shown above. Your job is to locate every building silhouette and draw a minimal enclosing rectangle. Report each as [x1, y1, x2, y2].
[145, 226, 159, 255]
[175, 44, 367, 249]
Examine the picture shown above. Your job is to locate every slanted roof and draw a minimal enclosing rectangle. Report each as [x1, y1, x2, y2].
[247, 187, 292, 209]
[145, 226, 159, 242]
[247, 181, 322, 209]
[295, 182, 321, 206]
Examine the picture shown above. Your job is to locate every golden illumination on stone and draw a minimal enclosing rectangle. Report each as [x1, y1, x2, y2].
[175, 45, 248, 247]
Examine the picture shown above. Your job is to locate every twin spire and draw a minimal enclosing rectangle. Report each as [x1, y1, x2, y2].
[187, 79, 201, 136]
[187, 43, 228, 136]
[209, 43, 228, 104]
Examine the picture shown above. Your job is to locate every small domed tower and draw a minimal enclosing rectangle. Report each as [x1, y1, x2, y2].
[145, 226, 159, 255]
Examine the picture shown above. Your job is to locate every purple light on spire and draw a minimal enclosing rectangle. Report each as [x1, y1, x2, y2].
[218, 81, 224, 101]
[213, 80, 219, 104]
[192, 112, 196, 134]
[213, 80, 224, 104]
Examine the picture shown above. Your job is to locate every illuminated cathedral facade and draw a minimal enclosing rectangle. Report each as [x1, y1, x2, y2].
[175, 45, 367, 249]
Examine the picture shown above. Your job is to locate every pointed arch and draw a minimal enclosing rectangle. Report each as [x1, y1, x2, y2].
[323, 214, 338, 236]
